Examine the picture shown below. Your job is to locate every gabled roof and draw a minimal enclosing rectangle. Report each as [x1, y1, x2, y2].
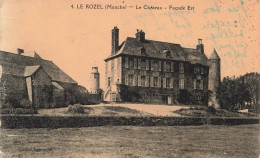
[209, 49, 220, 60]
[24, 65, 41, 77]
[0, 50, 77, 84]
[105, 37, 209, 66]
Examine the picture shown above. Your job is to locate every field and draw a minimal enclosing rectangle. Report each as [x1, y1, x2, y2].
[0, 125, 259, 158]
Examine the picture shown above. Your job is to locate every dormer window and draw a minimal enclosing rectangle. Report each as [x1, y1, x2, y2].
[139, 47, 146, 55]
[163, 50, 171, 58]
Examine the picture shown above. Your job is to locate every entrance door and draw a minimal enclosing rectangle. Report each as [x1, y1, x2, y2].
[167, 96, 172, 105]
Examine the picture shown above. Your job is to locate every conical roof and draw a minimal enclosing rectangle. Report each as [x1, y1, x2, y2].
[209, 49, 220, 60]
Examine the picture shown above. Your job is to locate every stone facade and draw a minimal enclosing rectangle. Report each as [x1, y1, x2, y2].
[0, 50, 79, 108]
[104, 27, 220, 106]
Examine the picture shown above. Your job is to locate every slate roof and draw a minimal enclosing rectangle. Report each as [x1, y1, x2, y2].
[209, 49, 220, 60]
[0, 50, 77, 84]
[105, 37, 209, 66]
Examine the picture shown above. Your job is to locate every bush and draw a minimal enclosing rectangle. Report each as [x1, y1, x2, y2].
[68, 104, 85, 114]
[0, 108, 38, 115]
[206, 106, 217, 114]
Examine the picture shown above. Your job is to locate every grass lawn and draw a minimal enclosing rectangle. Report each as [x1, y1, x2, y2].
[37, 105, 154, 117]
[0, 125, 259, 158]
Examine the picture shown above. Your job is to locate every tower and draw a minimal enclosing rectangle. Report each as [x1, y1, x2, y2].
[89, 67, 100, 94]
[208, 49, 221, 109]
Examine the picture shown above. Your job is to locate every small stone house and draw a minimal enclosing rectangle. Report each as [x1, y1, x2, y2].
[0, 50, 79, 108]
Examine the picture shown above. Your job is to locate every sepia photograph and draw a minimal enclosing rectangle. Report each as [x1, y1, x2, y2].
[0, 0, 259, 157]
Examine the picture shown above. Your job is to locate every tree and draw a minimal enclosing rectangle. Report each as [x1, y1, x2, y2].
[217, 73, 259, 111]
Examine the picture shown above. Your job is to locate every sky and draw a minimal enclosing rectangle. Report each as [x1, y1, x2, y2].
[0, 0, 259, 90]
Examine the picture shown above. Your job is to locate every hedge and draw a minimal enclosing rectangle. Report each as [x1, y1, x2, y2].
[0, 116, 259, 129]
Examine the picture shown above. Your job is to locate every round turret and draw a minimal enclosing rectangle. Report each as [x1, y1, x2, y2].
[208, 49, 221, 109]
[208, 49, 221, 91]
[88, 67, 100, 94]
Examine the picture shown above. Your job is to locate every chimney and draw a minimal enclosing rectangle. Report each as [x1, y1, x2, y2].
[136, 29, 145, 43]
[111, 26, 119, 55]
[17, 48, 24, 55]
[196, 38, 204, 54]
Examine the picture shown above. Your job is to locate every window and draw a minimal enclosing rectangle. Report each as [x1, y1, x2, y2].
[141, 59, 146, 70]
[194, 67, 200, 74]
[159, 61, 162, 71]
[179, 79, 184, 89]
[138, 75, 141, 86]
[201, 67, 204, 74]
[200, 80, 204, 90]
[145, 76, 149, 87]
[138, 59, 141, 69]
[166, 62, 171, 72]
[163, 78, 166, 88]
[154, 77, 158, 87]
[125, 75, 128, 85]
[150, 77, 154, 87]
[134, 58, 137, 69]
[154, 61, 159, 71]
[146, 60, 149, 70]
[125, 57, 129, 68]
[151, 60, 154, 70]
[171, 62, 174, 72]
[141, 76, 146, 87]
[179, 63, 184, 73]
[166, 78, 171, 88]
[158, 77, 161, 87]
[170, 78, 174, 88]
[128, 75, 133, 86]
[134, 75, 137, 86]
[129, 58, 134, 69]
[163, 61, 166, 72]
